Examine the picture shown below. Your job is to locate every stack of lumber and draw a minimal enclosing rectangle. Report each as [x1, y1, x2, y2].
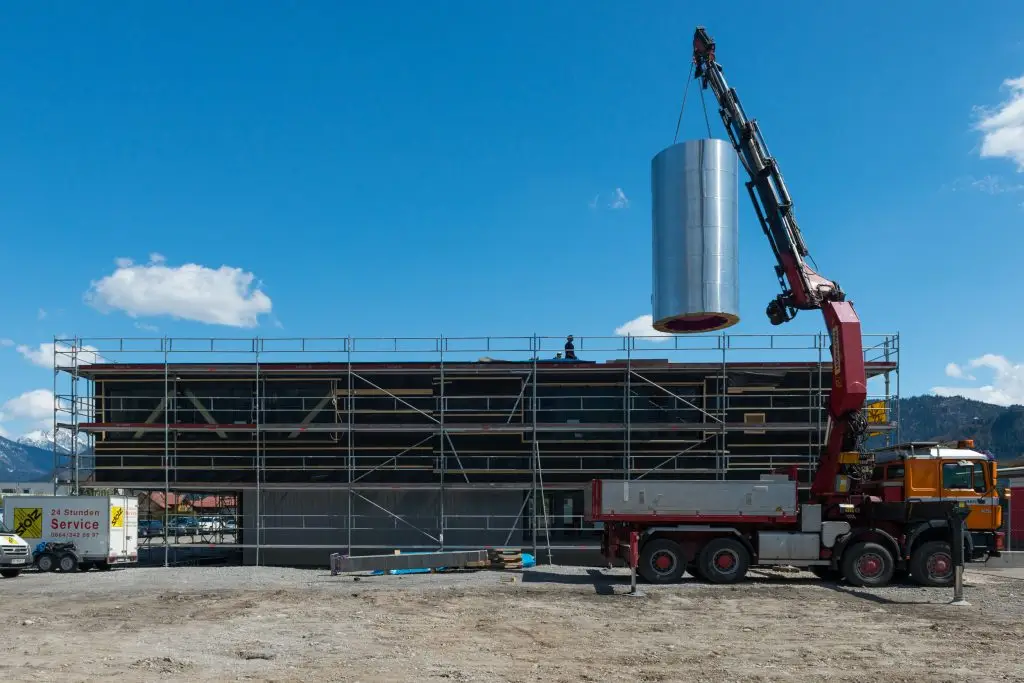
[487, 547, 523, 570]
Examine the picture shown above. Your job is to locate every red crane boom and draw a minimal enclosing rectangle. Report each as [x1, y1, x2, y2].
[690, 27, 868, 499]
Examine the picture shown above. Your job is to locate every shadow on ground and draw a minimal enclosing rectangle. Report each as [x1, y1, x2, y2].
[517, 566, 974, 606]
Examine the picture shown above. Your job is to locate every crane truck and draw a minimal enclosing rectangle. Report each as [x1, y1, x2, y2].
[584, 26, 992, 588]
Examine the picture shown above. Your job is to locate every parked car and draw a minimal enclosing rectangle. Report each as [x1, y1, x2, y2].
[138, 519, 164, 537]
[196, 516, 220, 532]
[167, 516, 200, 535]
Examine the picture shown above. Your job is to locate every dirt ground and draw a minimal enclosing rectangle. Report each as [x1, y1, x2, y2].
[1, 564, 1022, 683]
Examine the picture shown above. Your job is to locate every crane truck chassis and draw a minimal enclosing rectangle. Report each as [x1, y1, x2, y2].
[586, 474, 970, 588]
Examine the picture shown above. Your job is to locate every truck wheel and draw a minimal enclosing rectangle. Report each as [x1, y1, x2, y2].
[909, 540, 954, 588]
[841, 541, 894, 587]
[58, 553, 78, 573]
[0, 568, 21, 578]
[638, 538, 686, 583]
[36, 553, 57, 573]
[697, 537, 749, 584]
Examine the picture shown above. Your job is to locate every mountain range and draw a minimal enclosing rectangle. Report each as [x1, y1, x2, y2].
[896, 395, 1024, 461]
[0, 395, 1020, 481]
[0, 431, 94, 483]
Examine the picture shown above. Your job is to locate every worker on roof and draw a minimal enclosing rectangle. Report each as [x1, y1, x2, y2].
[564, 335, 577, 360]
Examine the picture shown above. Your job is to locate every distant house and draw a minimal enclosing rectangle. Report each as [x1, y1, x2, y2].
[138, 492, 238, 519]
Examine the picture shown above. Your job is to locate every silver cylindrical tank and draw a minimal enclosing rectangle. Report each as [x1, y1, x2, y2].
[651, 138, 740, 334]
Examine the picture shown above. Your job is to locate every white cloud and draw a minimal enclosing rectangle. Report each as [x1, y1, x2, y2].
[932, 354, 1024, 406]
[85, 254, 273, 328]
[944, 362, 976, 381]
[133, 321, 159, 333]
[614, 314, 672, 341]
[0, 338, 13, 347]
[0, 389, 56, 437]
[610, 188, 630, 209]
[17, 341, 103, 369]
[974, 76, 1024, 171]
[36, 308, 47, 320]
[0, 389, 55, 425]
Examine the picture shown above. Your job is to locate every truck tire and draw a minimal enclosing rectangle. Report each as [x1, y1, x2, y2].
[909, 540, 955, 588]
[638, 538, 686, 583]
[841, 541, 894, 587]
[696, 537, 749, 584]
[36, 553, 57, 573]
[58, 553, 78, 573]
[0, 568, 21, 578]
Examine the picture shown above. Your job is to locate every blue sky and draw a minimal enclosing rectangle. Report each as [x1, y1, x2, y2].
[1, 2, 1023, 437]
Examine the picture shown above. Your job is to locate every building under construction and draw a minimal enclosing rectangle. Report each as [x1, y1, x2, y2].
[53, 332, 899, 566]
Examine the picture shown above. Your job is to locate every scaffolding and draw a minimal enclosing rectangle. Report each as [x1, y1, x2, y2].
[52, 332, 900, 565]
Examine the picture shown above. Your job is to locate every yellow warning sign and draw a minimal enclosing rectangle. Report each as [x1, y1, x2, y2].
[867, 400, 888, 438]
[13, 508, 42, 538]
[111, 506, 124, 528]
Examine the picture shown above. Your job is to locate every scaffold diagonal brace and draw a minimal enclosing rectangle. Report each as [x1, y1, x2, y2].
[351, 490, 441, 544]
[629, 370, 723, 424]
[184, 390, 228, 439]
[134, 397, 168, 439]
[350, 371, 440, 424]
[288, 393, 334, 439]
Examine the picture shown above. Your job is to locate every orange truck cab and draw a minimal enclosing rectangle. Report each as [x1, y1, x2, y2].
[864, 440, 1005, 561]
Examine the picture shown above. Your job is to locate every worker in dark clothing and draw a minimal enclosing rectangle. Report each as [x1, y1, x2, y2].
[564, 335, 577, 360]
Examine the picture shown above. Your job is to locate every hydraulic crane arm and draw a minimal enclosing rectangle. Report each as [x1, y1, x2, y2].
[691, 26, 868, 498]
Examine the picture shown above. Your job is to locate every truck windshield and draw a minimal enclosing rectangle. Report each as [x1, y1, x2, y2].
[942, 461, 987, 493]
[0, 522, 13, 534]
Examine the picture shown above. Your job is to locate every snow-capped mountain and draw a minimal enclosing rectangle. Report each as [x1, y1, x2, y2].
[0, 431, 96, 482]
[17, 430, 92, 455]
[0, 436, 53, 481]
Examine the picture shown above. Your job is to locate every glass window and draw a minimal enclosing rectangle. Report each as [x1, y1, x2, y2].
[942, 463, 973, 490]
[870, 466, 885, 481]
[887, 465, 905, 479]
[942, 461, 987, 492]
[973, 462, 987, 493]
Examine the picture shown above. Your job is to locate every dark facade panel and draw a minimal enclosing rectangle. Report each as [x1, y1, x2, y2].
[85, 361, 893, 487]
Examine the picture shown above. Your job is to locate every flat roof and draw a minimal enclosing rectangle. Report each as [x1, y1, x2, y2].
[72, 359, 898, 379]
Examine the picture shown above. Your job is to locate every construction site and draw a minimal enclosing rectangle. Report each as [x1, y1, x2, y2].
[54, 332, 899, 566]
[5, 16, 1024, 683]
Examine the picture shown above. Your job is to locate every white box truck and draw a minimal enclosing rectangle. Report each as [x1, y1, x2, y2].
[2, 495, 139, 572]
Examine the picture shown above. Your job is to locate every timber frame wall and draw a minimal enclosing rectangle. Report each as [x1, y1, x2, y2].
[52, 333, 900, 562]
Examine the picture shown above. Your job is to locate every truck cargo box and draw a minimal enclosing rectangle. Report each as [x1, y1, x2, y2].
[2, 495, 139, 567]
[585, 476, 797, 521]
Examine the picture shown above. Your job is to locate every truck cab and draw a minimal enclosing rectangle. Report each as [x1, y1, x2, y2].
[0, 524, 31, 577]
[864, 440, 1005, 560]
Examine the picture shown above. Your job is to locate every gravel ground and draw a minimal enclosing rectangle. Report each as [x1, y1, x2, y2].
[1, 564, 1022, 682]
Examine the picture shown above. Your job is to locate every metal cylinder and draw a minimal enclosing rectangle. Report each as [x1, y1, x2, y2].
[651, 138, 740, 334]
